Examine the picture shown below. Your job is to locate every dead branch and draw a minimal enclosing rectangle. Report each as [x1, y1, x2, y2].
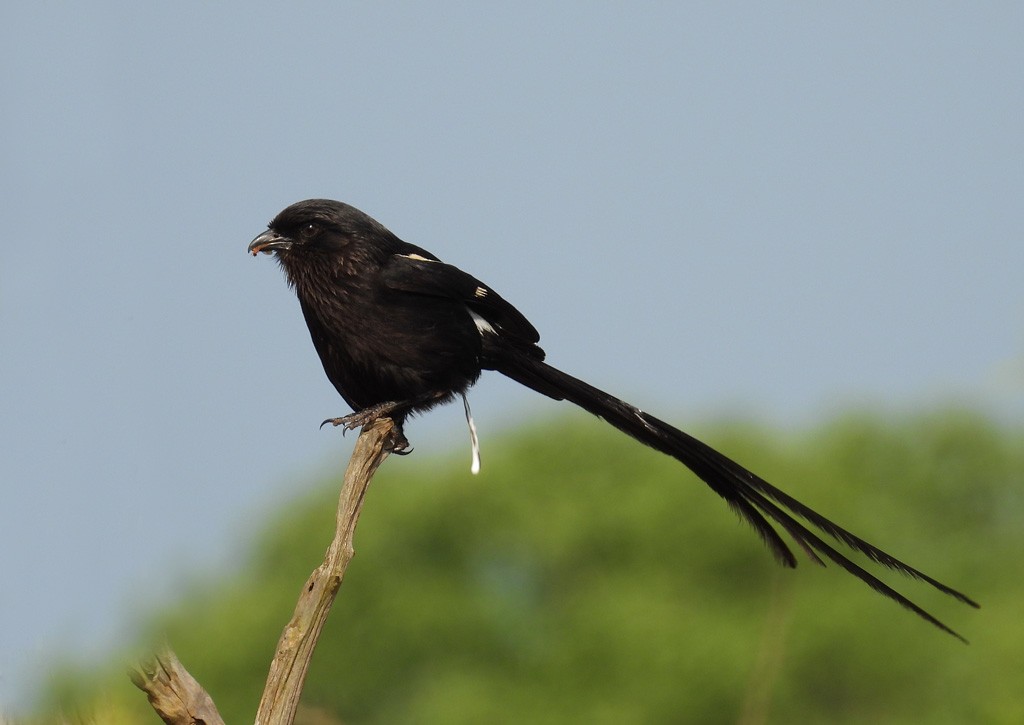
[130, 648, 224, 725]
[255, 416, 397, 724]
[133, 417, 398, 725]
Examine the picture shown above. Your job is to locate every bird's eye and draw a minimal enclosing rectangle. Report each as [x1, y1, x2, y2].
[301, 222, 320, 239]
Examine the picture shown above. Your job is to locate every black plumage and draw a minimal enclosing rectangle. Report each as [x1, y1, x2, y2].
[249, 198, 977, 640]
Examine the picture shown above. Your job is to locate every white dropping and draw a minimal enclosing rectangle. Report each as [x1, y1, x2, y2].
[462, 392, 481, 475]
[468, 309, 496, 335]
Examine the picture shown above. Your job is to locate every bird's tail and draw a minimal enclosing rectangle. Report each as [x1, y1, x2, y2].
[494, 351, 978, 641]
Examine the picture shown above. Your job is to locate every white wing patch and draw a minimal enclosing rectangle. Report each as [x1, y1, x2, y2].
[397, 253, 437, 263]
[469, 309, 496, 335]
[474, 286, 489, 298]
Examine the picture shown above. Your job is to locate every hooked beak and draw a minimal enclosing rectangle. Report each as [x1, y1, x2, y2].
[248, 229, 294, 256]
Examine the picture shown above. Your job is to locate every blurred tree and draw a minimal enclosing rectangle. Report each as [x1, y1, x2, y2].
[37, 410, 1019, 724]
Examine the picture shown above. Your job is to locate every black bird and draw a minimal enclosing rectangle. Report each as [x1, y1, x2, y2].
[249, 198, 977, 640]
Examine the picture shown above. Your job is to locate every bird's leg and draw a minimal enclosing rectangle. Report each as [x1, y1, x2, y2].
[321, 410, 411, 455]
[321, 401, 404, 432]
[321, 390, 452, 453]
[319, 404, 408, 453]
[321, 398, 445, 454]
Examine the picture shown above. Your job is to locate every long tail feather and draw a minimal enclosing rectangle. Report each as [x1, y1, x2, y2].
[494, 352, 977, 639]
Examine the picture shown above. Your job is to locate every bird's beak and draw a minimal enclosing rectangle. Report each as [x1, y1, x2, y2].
[248, 230, 293, 256]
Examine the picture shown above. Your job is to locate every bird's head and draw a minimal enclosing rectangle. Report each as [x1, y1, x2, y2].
[248, 198, 393, 259]
[249, 199, 344, 257]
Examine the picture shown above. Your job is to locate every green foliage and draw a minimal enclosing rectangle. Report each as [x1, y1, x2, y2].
[33, 410, 1023, 723]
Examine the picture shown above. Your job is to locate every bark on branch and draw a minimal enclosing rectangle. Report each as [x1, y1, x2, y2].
[130, 648, 225, 725]
[132, 417, 398, 725]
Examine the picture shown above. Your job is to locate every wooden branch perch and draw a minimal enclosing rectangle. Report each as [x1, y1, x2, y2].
[132, 417, 399, 725]
[130, 648, 225, 725]
[255, 416, 397, 723]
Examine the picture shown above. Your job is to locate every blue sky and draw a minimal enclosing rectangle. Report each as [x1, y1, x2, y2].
[1, 2, 1021, 711]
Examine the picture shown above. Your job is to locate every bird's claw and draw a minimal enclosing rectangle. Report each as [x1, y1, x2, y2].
[320, 410, 413, 456]
[390, 432, 412, 455]
[320, 415, 363, 433]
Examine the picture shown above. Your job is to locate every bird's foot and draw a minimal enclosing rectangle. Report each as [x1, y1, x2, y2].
[320, 401, 400, 432]
[320, 411, 372, 433]
[320, 403, 412, 455]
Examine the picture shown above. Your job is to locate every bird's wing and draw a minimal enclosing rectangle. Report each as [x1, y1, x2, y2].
[381, 252, 541, 345]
